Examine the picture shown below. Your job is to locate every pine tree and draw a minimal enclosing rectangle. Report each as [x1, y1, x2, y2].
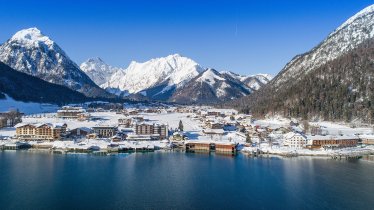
[178, 120, 184, 131]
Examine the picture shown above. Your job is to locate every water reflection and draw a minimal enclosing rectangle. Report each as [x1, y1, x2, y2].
[0, 151, 373, 210]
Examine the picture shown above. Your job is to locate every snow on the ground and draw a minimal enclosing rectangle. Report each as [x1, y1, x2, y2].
[310, 121, 372, 135]
[242, 144, 374, 156]
[0, 127, 16, 138]
[2, 108, 374, 157]
[253, 117, 290, 128]
[0, 111, 246, 145]
[254, 117, 373, 136]
[0, 94, 58, 114]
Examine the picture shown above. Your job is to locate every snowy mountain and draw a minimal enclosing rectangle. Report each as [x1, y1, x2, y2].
[272, 4, 374, 88]
[231, 4, 374, 123]
[103, 54, 204, 93]
[0, 61, 88, 105]
[102, 54, 204, 97]
[221, 71, 272, 90]
[89, 54, 271, 102]
[80, 57, 122, 86]
[0, 28, 109, 98]
[171, 69, 252, 104]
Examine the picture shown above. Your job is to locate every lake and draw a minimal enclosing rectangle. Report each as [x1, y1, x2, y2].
[0, 151, 373, 210]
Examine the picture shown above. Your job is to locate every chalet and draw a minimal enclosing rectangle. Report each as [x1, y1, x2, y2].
[170, 131, 186, 141]
[127, 110, 139, 115]
[207, 111, 223, 117]
[15, 123, 67, 141]
[310, 126, 323, 136]
[77, 113, 90, 121]
[274, 127, 290, 134]
[92, 126, 117, 138]
[307, 135, 359, 149]
[208, 122, 224, 129]
[234, 114, 250, 125]
[118, 118, 132, 127]
[69, 127, 93, 138]
[202, 129, 225, 139]
[111, 133, 126, 142]
[132, 116, 144, 123]
[283, 132, 307, 149]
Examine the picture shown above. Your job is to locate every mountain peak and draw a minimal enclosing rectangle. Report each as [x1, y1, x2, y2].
[273, 4, 374, 87]
[197, 68, 224, 86]
[80, 57, 121, 86]
[0, 28, 109, 98]
[86, 57, 105, 63]
[10, 27, 53, 46]
[103, 54, 204, 94]
[167, 53, 182, 58]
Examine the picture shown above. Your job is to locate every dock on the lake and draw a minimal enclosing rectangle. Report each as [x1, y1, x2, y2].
[185, 141, 237, 155]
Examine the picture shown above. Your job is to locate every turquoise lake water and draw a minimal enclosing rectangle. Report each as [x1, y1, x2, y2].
[0, 151, 373, 210]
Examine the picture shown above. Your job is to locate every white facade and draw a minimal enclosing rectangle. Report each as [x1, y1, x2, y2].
[283, 132, 307, 148]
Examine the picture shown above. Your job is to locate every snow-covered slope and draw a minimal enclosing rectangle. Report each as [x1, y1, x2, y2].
[80, 57, 122, 86]
[221, 71, 272, 90]
[0, 28, 108, 98]
[0, 94, 58, 114]
[102, 54, 204, 94]
[231, 4, 374, 122]
[171, 68, 252, 104]
[272, 4, 374, 87]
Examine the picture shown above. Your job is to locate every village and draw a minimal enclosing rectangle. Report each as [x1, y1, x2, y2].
[0, 102, 374, 158]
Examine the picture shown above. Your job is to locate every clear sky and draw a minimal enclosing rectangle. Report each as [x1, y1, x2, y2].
[0, 0, 373, 75]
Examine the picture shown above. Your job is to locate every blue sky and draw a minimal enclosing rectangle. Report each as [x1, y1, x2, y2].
[1, 0, 373, 75]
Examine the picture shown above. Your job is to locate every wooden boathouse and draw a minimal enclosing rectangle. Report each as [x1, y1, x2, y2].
[185, 141, 237, 155]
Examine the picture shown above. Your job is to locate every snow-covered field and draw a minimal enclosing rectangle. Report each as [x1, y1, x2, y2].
[253, 117, 373, 135]
[0, 95, 58, 114]
[310, 121, 373, 135]
[253, 117, 290, 128]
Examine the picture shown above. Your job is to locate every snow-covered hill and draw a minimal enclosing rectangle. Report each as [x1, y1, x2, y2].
[0, 94, 58, 114]
[0, 28, 108, 98]
[80, 57, 122, 86]
[102, 54, 204, 95]
[272, 4, 374, 87]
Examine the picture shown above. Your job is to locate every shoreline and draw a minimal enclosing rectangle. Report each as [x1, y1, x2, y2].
[2, 145, 374, 161]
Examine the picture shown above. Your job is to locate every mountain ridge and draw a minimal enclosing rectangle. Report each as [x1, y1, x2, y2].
[84, 55, 270, 103]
